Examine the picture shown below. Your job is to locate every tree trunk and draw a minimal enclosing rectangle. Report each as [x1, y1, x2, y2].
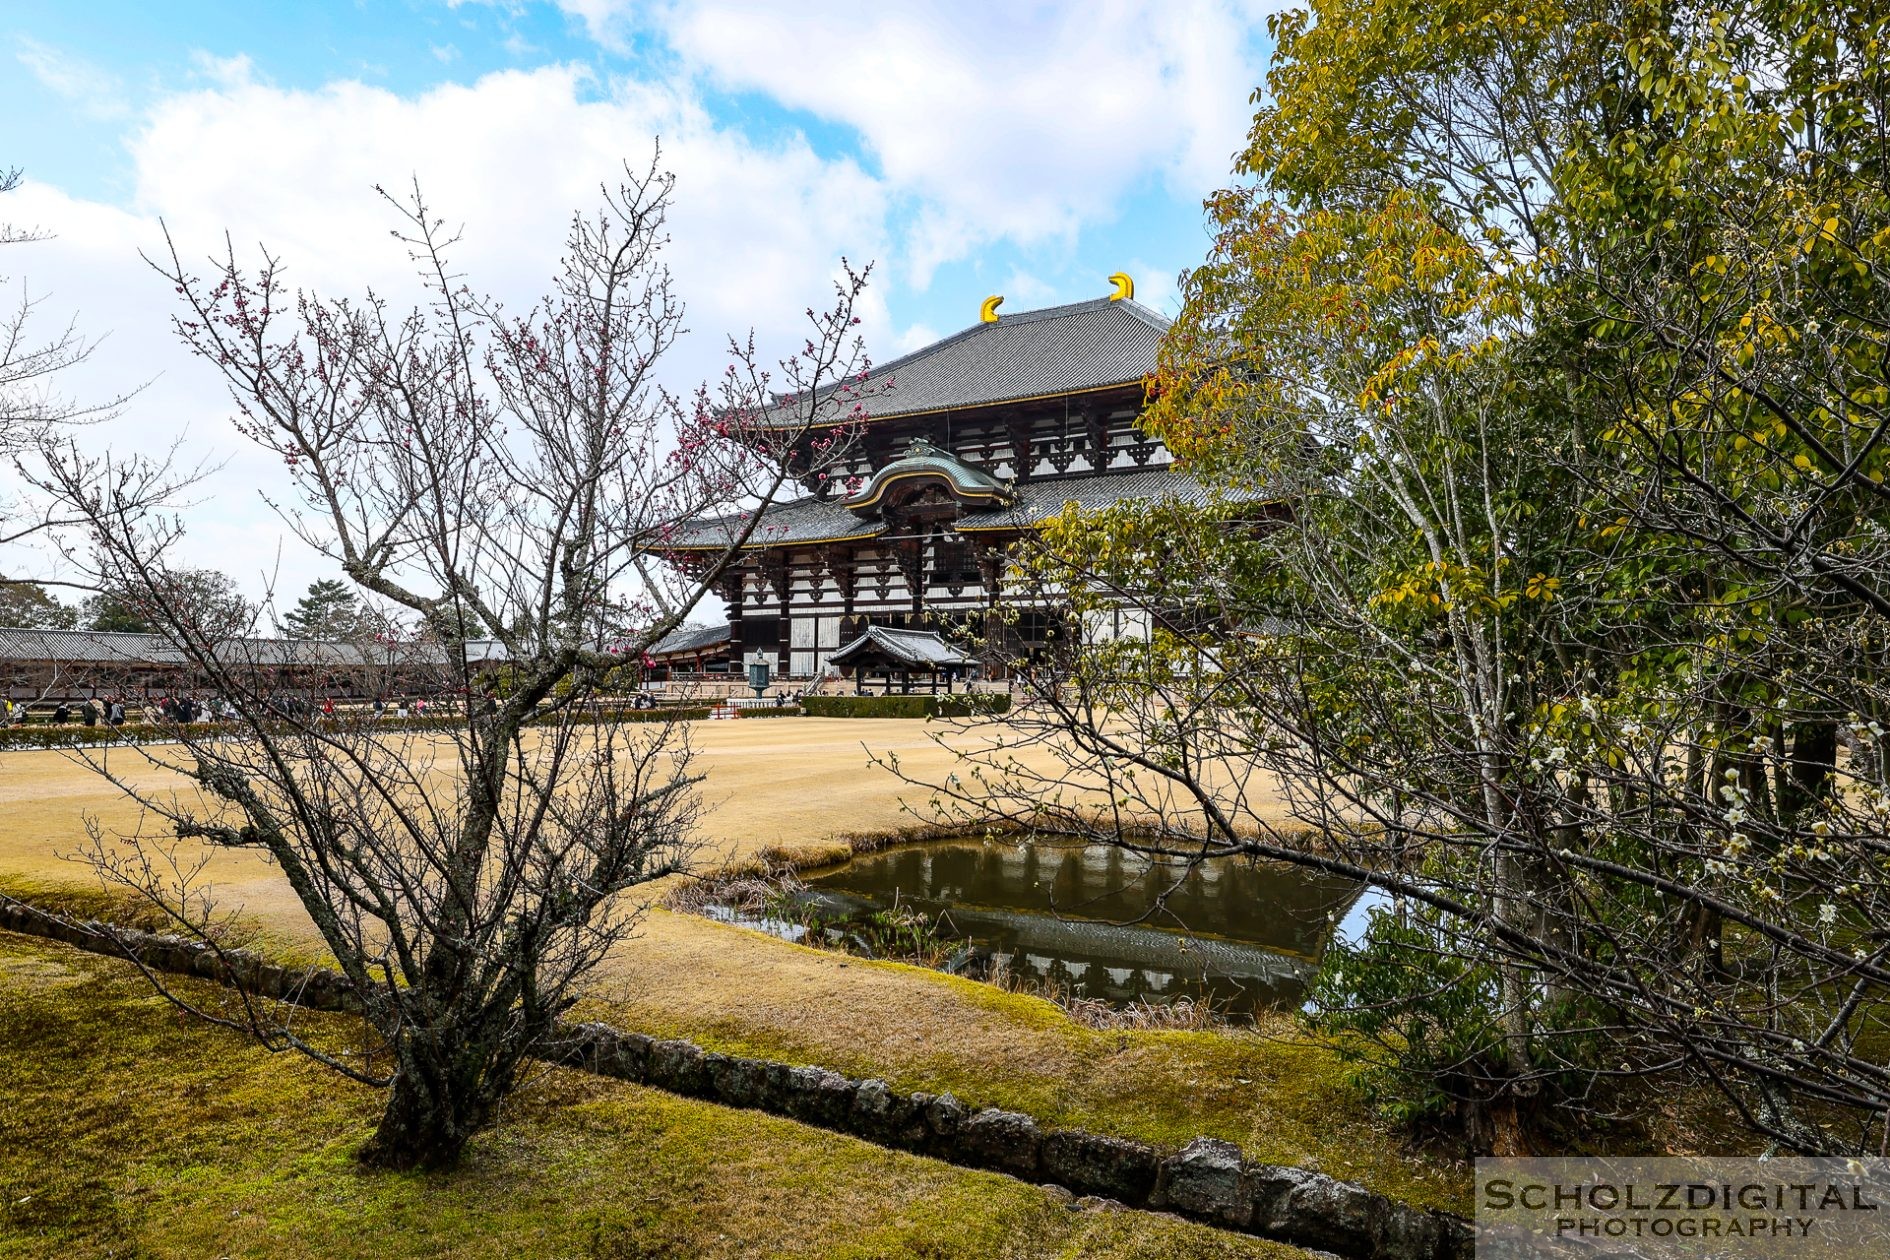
[357, 1067, 485, 1171]
[1781, 718, 1838, 825]
[1487, 1095, 1533, 1157]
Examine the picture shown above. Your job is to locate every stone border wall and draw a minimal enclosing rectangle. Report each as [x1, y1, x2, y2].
[0, 897, 1470, 1260]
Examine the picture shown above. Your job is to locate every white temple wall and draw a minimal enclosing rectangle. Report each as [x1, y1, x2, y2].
[788, 614, 842, 677]
[1081, 605, 1152, 645]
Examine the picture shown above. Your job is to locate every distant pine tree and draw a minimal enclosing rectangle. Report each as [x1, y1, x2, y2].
[282, 578, 365, 640]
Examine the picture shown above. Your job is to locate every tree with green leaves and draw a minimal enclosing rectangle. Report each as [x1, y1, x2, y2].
[81, 592, 151, 633]
[0, 578, 77, 629]
[82, 569, 252, 636]
[903, 0, 1890, 1156]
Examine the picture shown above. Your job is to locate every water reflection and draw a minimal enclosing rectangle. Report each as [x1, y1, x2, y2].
[789, 839, 1361, 1017]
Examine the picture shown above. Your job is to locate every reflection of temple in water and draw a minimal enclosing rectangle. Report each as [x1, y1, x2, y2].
[805, 840, 1362, 1014]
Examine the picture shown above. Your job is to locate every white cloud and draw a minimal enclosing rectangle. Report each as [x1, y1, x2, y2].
[891, 321, 939, 356]
[187, 50, 258, 90]
[4, 63, 897, 604]
[421, 1, 1276, 286]
[654, 0, 1275, 283]
[549, 0, 642, 50]
[15, 36, 130, 121]
[1120, 255, 1182, 318]
[997, 268, 1057, 309]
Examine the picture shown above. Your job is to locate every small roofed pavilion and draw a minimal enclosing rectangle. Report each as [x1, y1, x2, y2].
[828, 626, 973, 694]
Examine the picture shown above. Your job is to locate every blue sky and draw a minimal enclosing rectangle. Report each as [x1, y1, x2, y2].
[4, 0, 1278, 601]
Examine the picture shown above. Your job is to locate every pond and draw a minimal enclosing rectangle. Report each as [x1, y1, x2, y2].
[728, 837, 1364, 1018]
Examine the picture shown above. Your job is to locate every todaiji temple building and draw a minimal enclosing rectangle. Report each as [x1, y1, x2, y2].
[656, 277, 1241, 682]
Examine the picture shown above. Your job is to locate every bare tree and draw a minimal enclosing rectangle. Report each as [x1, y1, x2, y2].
[34, 151, 874, 1169]
[0, 165, 134, 595]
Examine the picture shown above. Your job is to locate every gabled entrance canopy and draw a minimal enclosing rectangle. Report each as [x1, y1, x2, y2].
[827, 626, 973, 693]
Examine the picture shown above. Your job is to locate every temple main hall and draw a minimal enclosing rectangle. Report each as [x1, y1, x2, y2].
[658, 278, 1223, 681]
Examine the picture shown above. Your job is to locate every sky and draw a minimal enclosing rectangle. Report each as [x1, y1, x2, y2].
[3, 0, 1278, 614]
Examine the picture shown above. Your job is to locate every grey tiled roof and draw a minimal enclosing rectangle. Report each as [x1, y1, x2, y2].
[649, 623, 733, 657]
[661, 496, 889, 551]
[955, 465, 1273, 531]
[828, 626, 972, 670]
[0, 626, 513, 669]
[661, 466, 1276, 552]
[461, 640, 511, 663]
[771, 296, 1169, 428]
[0, 627, 191, 666]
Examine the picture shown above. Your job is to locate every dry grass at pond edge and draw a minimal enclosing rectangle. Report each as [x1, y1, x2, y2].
[660, 860, 1236, 1033]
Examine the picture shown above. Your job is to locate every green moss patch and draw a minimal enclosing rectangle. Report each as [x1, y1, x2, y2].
[578, 929, 1472, 1216]
[0, 931, 1312, 1259]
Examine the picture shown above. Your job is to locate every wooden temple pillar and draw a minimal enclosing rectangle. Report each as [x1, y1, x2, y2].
[717, 563, 746, 675]
[892, 534, 925, 621]
[762, 552, 792, 678]
[819, 544, 857, 619]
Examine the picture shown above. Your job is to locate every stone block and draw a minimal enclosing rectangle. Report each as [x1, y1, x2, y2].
[613, 1033, 652, 1084]
[1157, 1137, 1250, 1228]
[923, 1091, 969, 1148]
[951, 1108, 1042, 1179]
[756, 1061, 796, 1112]
[1040, 1129, 1161, 1206]
[646, 1038, 706, 1096]
[849, 1079, 925, 1148]
[1248, 1163, 1464, 1260]
[707, 1055, 770, 1110]
[783, 1066, 857, 1129]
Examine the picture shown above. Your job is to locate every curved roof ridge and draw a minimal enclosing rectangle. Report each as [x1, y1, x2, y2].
[764, 293, 1172, 428]
[842, 438, 1011, 514]
[808, 295, 1172, 392]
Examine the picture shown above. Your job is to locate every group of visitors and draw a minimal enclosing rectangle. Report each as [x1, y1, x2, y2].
[14, 696, 129, 726]
[4, 690, 504, 727]
[368, 696, 436, 719]
[4, 693, 242, 727]
[155, 694, 214, 723]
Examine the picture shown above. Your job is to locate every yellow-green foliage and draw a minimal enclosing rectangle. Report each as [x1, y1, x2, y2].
[0, 932, 1323, 1259]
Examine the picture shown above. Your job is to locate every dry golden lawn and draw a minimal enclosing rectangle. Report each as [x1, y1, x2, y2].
[0, 718, 1467, 1214]
[0, 718, 993, 885]
[0, 716, 1298, 929]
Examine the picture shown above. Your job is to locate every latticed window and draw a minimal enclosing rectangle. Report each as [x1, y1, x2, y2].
[928, 537, 978, 585]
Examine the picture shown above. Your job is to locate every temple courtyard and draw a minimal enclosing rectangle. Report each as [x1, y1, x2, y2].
[0, 718, 1479, 1257]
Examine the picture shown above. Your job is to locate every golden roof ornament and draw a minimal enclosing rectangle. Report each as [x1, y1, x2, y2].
[979, 294, 1003, 323]
[1108, 272, 1135, 302]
